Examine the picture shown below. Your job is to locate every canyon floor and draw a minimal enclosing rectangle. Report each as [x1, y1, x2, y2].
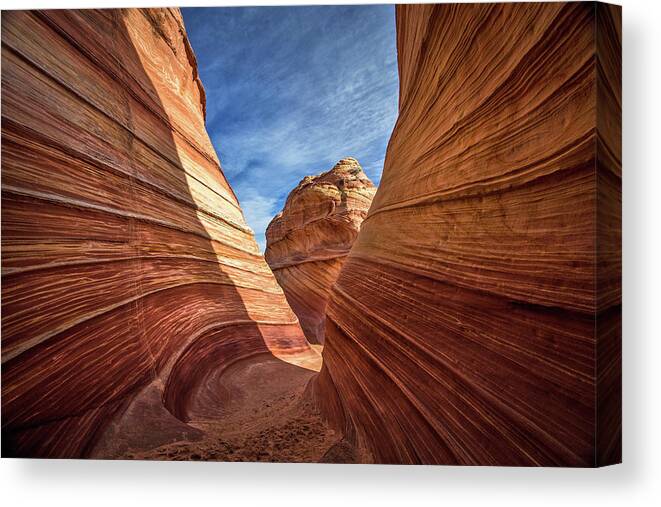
[118, 346, 355, 463]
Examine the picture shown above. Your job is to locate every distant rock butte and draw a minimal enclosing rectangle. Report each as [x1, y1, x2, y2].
[1, 8, 312, 458]
[314, 3, 621, 466]
[265, 158, 376, 344]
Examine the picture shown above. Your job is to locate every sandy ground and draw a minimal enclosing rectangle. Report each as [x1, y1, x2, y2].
[119, 347, 354, 463]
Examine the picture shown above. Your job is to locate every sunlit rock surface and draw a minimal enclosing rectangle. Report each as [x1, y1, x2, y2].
[265, 158, 376, 344]
[1, 8, 311, 458]
[315, 2, 621, 466]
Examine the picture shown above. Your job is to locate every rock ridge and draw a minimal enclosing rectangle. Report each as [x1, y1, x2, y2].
[265, 157, 376, 344]
[1, 8, 312, 458]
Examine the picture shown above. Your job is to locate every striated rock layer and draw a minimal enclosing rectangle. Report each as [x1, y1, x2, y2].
[265, 158, 376, 344]
[315, 2, 621, 466]
[1, 8, 311, 458]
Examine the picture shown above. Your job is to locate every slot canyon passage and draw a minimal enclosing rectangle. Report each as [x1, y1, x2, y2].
[1, 3, 621, 465]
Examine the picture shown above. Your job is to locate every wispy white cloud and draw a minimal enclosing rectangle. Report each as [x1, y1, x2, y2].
[182, 5, 399, 249]
[237, 188, 278, 252]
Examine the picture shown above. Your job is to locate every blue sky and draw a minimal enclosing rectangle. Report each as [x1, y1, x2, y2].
[181, 5, 399, 251]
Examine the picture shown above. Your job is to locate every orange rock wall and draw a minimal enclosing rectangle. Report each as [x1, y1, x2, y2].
[316, 2, 621, 466]
[1, 8, 309, 458]
[265, 158, 376, 344]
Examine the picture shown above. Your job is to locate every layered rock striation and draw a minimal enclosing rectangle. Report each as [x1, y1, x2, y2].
[265, 158, 375, 344]
[315, 2, 621, 466]
[1, 8, 311, 458]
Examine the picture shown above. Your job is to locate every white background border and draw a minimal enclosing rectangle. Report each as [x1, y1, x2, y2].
[1, 1, 659, 505]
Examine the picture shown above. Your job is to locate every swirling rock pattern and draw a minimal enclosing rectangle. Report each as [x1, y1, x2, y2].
[1, 8, 311, 458]
[265, 158, 376, 344]
[316, 2, 621, 466]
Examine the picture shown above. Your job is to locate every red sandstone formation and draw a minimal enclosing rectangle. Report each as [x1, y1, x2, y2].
[315, 2, 621, 466]
[265, 158, 376, 344]
[113, 353, 349, 463]
[1, 8, 313, 458]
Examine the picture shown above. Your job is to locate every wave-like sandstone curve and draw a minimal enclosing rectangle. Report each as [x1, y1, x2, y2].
[315, 2, 621, 466]
[1, 8, 311, 458]
[265, 158, 376, 344]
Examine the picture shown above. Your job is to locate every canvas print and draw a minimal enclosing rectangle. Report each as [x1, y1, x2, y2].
[0, 2, 621, 466]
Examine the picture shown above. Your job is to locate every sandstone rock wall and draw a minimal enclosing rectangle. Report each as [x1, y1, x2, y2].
[265, 158, 376, 344]
[316, 2, 621, 466]
[1, 8, 310, 458]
